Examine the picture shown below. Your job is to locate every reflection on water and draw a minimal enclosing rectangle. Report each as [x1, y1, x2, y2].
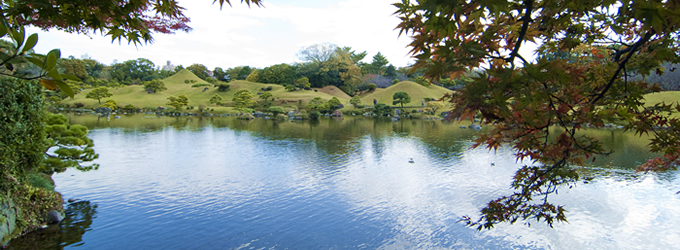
[7, 201, 97, 249]
[8, 114, 680, 249]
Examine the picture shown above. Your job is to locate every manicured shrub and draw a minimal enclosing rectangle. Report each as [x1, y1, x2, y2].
[191, 83, 211, 88]
[309, 111, 321, 120]
[218, 83, 230, 92]
[366, 83, 377, 92]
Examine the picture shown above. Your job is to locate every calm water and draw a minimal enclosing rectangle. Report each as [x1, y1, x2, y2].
[7, 114, 680, 249]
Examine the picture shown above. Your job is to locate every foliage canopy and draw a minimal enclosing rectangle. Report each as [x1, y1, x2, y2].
[85, 87, 113, 104]
[143, 79, 167, 93]
[166, 94, 189, 110]
[392, 91, 411, 108]
[395, 0, 680, 229]
[232, 89, 255, 112]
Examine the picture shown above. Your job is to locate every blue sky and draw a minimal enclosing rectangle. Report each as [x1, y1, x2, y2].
[27, 0, 414, 70]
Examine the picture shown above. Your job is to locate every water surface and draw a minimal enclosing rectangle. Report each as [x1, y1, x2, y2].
[8, 115, 680, 249]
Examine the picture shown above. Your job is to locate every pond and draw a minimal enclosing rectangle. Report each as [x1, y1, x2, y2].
[7, 114, 680, 249]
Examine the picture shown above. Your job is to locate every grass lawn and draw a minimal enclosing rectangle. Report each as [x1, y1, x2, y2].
[643, 91, 680, 106]
[643, 91, 680, 118]
[63, 69, 351, 110]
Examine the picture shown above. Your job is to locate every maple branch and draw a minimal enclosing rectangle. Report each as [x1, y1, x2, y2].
[507, 0, 534, 67]
[0, 71, 46, 80]
[591, 31, 653, 104]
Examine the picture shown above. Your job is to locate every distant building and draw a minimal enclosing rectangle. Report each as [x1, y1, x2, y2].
[162, 61, 176, 71]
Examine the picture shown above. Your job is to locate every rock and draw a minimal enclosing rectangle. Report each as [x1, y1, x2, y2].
[1, 199, 18, 246]
[67, 198, 78, 203]
[46, 210, 63, 224]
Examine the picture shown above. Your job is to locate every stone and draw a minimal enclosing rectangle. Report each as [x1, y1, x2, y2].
[67, 198, 79, 203]
[0, 199, 17, 246]
[46, 210, 63, 224]
[469, 124, 482, 130]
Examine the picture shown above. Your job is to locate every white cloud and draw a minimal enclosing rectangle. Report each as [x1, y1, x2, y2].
[27, 0, 413, 69]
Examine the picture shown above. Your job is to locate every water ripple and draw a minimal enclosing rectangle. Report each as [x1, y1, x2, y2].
[9, 119, 678, 250]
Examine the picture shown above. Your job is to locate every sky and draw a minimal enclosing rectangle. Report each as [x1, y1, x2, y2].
[27, 0, 415, 70]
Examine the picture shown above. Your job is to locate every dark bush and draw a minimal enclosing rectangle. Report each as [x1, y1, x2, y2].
[373, 103, 392, 116]
[366, 83, 377, 92]
[192, 83, 211, 88]
[218, 83, 230, 92]
[0, 78, 46, 183]
[75, 103, 84, 108]
[309, 111, 321, 120]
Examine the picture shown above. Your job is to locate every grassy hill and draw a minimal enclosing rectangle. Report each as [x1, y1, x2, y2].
[642, 91, 680, 106]
[60, 71, 680, 116]
[317, 86, 352, 99]
[642, 91, 680, 118]
[63, 69, 351, 112]
[360, 81, 452, 107]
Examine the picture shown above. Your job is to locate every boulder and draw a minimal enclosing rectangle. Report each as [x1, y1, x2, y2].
[46, 210, 63, 224]
[0, 199, 18, 246]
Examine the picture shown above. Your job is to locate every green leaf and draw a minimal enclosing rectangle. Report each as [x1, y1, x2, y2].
[11, 25, 25, 48]
[47, 69, 62, 81]
[61, 74, 81, 81]
[21, 33, 38, 53]
[0, 51, 10, 61]
[25, 55, 44, 67]
[0, 21, 7, 37]
[48, 49, 61, 59]
[55, 80, 74, 98]
[44, 51, 57, 70]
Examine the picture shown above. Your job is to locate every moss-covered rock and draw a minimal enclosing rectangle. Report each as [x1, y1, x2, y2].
[0, 198, 19, 246]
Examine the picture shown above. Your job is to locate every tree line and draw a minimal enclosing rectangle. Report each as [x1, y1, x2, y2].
[48, 42, 484, 102]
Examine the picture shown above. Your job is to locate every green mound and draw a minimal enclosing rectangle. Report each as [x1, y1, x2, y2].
[163, 69, 209, 85]
[360, 81, 452, 107]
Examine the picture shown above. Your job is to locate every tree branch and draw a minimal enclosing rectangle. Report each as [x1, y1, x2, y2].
[590, 31, 653, 104]
[507, 0, 534, 67]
